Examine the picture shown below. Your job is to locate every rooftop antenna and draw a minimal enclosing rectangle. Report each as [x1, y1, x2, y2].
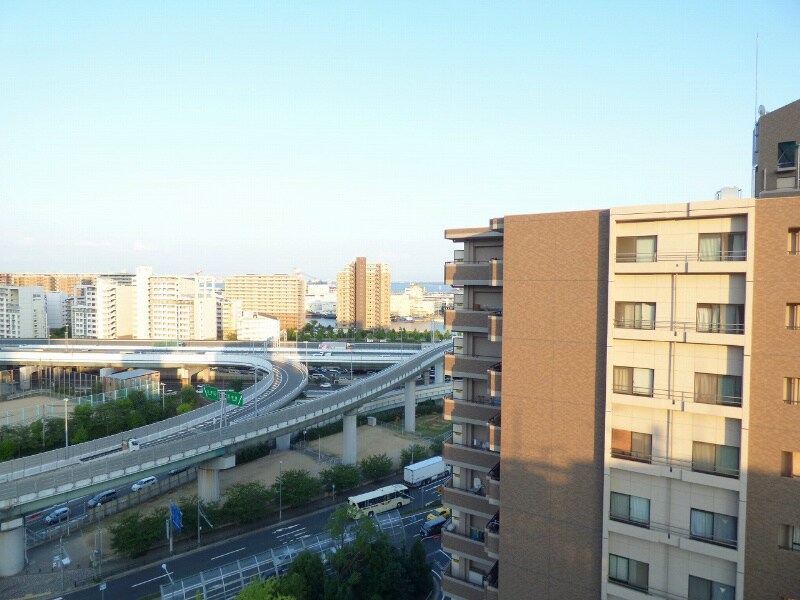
[754, 32, 759, 124]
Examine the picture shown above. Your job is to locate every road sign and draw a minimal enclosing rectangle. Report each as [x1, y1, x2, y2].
[170, 501, 183, 533]
[99, 582, 107, 591]
[202, 385, 219, 401]
[226, 391, 243, 407]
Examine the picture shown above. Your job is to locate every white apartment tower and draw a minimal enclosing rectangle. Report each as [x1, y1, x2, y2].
[0, 286, 47, 339]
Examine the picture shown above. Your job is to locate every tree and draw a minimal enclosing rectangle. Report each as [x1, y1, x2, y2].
[286, 551, 326, 600]
[109, 508, 167, 558]
[319, 464, 360, 492]
[222, 482, 273, 524]
[404, 538, 433, 597]
[272, 469, 321, 508]
[231, 379, 244, 393]
[325, 504, 359, 549]
[400, 444, 429, 468]
[237, 577, 297, 600]
[359, 453, 393, 481]
[180, 385, 199, 408]
[225, 332, 238, 341]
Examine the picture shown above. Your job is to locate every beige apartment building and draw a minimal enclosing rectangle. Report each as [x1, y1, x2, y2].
[223, 274, 306, 332]
[0, 273, 95, 293]
[336, 257, 391, 329]
[754, 98, 800, 198]
[442, 195, 800, 600]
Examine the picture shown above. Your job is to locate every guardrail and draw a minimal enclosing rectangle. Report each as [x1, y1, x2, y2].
[0, 341, 450, 513]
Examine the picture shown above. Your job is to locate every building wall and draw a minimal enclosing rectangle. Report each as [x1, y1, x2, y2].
[500, 209, 608, 598]
[336, 258, 391, 329]
[0, 286, 47, 339]
[745, 195, 800, 598]
[223, 274, 306, 331]
[0, 273, 95, 293]
[755, 99, 800, 198]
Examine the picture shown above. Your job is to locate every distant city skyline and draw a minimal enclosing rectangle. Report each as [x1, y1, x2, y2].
[1, 2, 797, 280]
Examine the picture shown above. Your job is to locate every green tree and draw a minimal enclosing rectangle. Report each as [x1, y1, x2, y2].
[325, 504, 359, 549]
[272, 469, 321, 508]
[180, 385, 199, 408]
[429, 439, 444, 456]
[400, 444, 430, 468]
[286, 551, 326, 600]
[319, 464, 360, 492]
[404, 538, 433, 597]
[109, 508, 167, 558]
[176, 403, 193, 415]
[237, 577, 297, 600]
[231, 379, 244, 393]
[222, 482, 273, 524]
[359, 453, 393, 481]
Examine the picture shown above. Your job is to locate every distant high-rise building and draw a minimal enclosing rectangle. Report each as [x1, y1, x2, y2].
[336, 257, 390, 329]
[223, 274, 306, 332]
[0, 273, 95, 293]
[753, 98, 800, 198]
[0, 286, 47, 338]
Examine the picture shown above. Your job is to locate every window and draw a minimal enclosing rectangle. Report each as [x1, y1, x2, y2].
[690, 508, 738, 548]
[613, 366, 654, 397]
[611, 429, 652, 463]
[610, 492, 650, 527]
[616, 236, 657, 263]
[688, 575, 735, 600]
[778, 141, 797, 169]
[789, 228, 800, 255]
[782, 525, 800, 552]
[780, 451, 800, 478]
[698, 233, 746, 262]
[614, 302, 656, 329]
[785, 378, 800, 405]
[696, 304, 744, 334]
[692, 441, 740, 478]
[788, 304, 800, 330]
[608, 554, 648, 592]
[694, 372, 743, 406]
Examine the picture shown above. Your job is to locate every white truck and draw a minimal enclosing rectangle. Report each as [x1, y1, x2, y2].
[403, 456, 448, 488]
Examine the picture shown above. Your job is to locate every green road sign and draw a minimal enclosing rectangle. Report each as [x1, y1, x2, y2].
[202, 385, 219, 401]
[226, 391, 243, 407]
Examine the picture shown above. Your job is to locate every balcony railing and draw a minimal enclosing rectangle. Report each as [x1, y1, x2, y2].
[611, 385, 742, 408]
[613, 318, 655, 330]
[444, 396, 500, 424]
[616, 250, 747, 263]
[443, 483, 495, 518]
[610, 514, 738, 550]
[441, 565, 486, 600]
[445, 309, 491, 332]
[444, 259, 503, 287]
[612, 319, 744, 335]
[445, 354, 500, 380]
[610, 451, 740, 479]
[444, 442, 501, 472]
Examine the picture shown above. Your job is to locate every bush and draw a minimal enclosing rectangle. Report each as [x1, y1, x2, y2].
[359, 453, 394, 480]
[272, 469, 322, 508]
[222, 482, 273, 524]
[109, 508, 167, 558]
[236, 441, 271, 464]
[400, 444, 430, 468]
[319, 464, 361, 491]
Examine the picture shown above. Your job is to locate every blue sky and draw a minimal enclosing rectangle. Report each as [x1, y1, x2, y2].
[1, 1, 797, 280]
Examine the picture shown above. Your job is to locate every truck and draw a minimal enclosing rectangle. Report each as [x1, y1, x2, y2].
[403, 456, 448, 488]
[80, 438, 140, 462]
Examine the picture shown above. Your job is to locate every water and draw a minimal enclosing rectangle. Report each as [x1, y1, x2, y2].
[305, 316, 447, 334]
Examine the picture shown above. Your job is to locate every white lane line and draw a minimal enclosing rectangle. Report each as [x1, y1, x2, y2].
[211, 546, 246, 561]
[131, 572, 171, 588]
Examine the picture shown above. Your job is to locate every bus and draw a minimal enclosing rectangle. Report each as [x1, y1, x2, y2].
[347, 483, 412, 518]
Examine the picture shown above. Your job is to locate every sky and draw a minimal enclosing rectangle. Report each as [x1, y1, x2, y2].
[1, 1, 797, 281]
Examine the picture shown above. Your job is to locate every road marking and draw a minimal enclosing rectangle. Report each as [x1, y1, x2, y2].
[131, 572, 171, 588]
[211, 547, 246, 561]
[274, 524, 301, 533]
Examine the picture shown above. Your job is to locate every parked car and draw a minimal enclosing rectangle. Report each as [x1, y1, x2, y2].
[131, 476, 157, 492]
[320, 382, 332, 388]
[427, 506, 452, 521]
[87, 489, 117, 508]
[44, 507, 71, 525]
[420, 516, 448, 538]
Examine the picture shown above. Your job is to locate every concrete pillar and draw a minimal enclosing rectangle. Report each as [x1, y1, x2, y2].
[434, 359, 444, 384]
[19, 366, 37, 391]
[177, 367, 202, 386]
[423, 369, 431, 385]
[404, 380, 416, 433]
[276, 433, 291, 451]
[197, 455, 236, 503]
[0, 518, 25, 576]
[342, 412, 358, 465]
[197, 367, 216, 383]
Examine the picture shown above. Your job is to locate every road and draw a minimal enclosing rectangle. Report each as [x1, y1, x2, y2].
[52, 480, 450, 600]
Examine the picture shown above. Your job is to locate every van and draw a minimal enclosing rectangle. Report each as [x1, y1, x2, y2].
[419, 516, 448, 538]
[131, 476, 157, 491]
[87, 489, 118, 508]
[44, 507, 71, 525]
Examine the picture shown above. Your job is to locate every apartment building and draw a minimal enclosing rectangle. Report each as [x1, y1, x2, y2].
[69, 275, 136, 339]
[442, 196, 800, 600]
[336, 257, 391, 329]
[223, 274, 306, 332]
[0, 286, 47, 339]
[0, 273, 95, 293]
[45, 291, 71, 330]
[754, 98, 800, 198]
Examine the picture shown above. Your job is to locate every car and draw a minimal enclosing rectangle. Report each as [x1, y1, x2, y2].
[44, 507, 71, 525]
[427, 507, 452, 521]
[87, 489, 118, 508]
[131, 476, 157, 492]
[168, 466, 189, 476]
[419, 516, 448, 538]
[319, 382, 332, 388]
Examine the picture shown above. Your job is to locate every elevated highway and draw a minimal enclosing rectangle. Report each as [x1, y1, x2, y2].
[0, 340, 452, 575]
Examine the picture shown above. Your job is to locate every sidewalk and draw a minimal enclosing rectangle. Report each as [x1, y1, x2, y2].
[1, 424, 430, 600]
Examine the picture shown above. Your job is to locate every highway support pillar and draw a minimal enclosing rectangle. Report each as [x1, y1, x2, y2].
[276, 433, 291, 451]
[0, 517, 25, 576]
[177, 367, 203, 387]
[342, 411, 358, 465]
[404, 380, 416, 433]
[19, 366, 38, 391]
[197, 455, 236, 503]
[434, 359, 444, 384]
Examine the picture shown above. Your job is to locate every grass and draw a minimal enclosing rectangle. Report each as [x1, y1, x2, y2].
[413, 413, 451, 439]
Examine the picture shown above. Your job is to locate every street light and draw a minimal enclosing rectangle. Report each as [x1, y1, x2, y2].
[279, 460, 283, 522]
[63, 398, 69, 450]
[161, 563, 174, 585]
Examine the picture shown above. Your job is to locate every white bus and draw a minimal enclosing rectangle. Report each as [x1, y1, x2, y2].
[348, 483, 412, 518]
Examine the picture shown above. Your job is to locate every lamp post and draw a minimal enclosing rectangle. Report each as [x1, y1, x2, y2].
[278, 460, 283, 522]
[161, 563, 174, 585]
[318, 430, 321, 462]
[63, 398, 69, 450]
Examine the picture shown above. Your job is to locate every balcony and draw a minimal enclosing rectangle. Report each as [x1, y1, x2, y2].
[487, 464, 501, 506]
[445, 309, 491, 334]
[485, 515, 500, 559]
[488, 365, 502, 397]
[445, 354, 499, 380]
[614, 248, 748, 275]
[445, 260, 503, 287]
[442, 530, 494, 566]
[444, 485, 495, 519]
[444, 395, 500, 425]
[488, 314, 502, 342]
[488, 414, 501, 452]
[441, 567, 486, 600]
[444, 442, 500, 472]
[485, 562, 499, 599]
